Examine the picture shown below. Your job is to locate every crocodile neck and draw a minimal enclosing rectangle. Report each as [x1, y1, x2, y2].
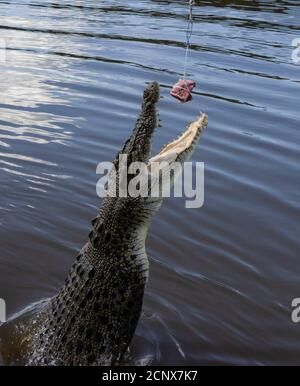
[27, 198, 161, 366]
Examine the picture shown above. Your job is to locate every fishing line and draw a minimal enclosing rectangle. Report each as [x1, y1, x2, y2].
[170, 0, 196, 103]
[183, 0, 195, 80]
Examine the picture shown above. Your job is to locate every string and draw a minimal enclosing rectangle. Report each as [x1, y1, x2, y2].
[183, 0, 195, 80]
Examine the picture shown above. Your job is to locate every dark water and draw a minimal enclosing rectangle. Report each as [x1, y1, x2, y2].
[0, 0, 299, 365]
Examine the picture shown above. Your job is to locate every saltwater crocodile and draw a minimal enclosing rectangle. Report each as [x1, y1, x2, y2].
[0, 82, 208, 366]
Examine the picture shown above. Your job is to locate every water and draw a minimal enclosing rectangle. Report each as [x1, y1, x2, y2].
[0, 0, 299, 365]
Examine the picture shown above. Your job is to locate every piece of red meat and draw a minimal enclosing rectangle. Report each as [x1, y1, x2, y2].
[170, 79, 196, 103]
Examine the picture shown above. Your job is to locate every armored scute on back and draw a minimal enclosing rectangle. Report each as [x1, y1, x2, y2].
[4, 82, 208, 366]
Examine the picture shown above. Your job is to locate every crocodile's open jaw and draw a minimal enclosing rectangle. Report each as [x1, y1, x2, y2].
[124, 81, 207, 166]
[149, 113, 208, 165]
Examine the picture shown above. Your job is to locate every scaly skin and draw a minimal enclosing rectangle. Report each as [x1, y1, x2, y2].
[26, 83, 161, 366]
[23, 82, 208, 366]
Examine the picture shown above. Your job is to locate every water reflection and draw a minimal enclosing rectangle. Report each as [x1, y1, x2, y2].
[0, 26, 83, 192]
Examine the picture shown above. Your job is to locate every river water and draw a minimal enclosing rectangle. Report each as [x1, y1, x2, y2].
[0, 0, 299, 365]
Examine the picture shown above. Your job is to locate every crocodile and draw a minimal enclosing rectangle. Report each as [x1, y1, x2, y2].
[2, 82, 208, 366]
